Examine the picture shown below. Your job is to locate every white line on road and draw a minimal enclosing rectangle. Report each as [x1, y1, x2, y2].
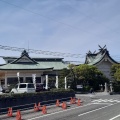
[78, 104, 113, 117]
[92, 99, 120, 103]
[92, 103, 110, 105]
[109, 114, 120, 120]
[27, 103, 93, 120]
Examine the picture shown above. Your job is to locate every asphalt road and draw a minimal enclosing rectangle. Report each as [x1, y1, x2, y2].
[1, 93, 120, 120]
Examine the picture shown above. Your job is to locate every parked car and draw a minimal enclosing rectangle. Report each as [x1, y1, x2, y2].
[0, 85, 3, 92]
[35, 83, 51, 92]
[35, 83, 45, 92]
[11, 83, 35, 94]
[2, 86, 10, 93]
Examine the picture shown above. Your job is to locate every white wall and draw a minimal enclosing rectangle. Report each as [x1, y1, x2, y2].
[96, 58, 113, 80]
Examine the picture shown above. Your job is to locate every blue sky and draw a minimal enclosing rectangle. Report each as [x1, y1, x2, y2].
[0, 0, 120, 64]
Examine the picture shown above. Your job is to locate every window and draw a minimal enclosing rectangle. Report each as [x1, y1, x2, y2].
[7, 77, 23, 84]
[28, 84, 34, 88]
[26, 77, 32, 83]
[36, 77, 41, 83]
[15, 85, 18, 89]
[19, 84, 26, 88]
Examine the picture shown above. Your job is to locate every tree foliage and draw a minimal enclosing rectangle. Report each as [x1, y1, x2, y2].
[59, 68, 70, 88]
[59, 64, 108, 90]
[72, 64, 108, 90]
[111, 64, 120, 81]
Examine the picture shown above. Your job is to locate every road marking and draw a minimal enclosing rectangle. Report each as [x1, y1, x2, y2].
[92, 103, 110, 105]
[109, 114, 120, 120]
[92, 99, 120, 103]
[27, 103, 93, 120]
[78, 104, 113, 117]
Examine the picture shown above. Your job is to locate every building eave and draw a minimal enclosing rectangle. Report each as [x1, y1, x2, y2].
[0, 67, 54, 71]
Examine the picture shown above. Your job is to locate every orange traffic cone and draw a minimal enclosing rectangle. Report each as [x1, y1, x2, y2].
[16, 110, 21, 120]
[56, 99, 60, 107]
[72, 97, 76, 104]
[42, 105, 47, 114]
[70, 97, 73, 104]
[77, 99, 81, 106]
[62, 102, 67, 109]
[34, 103, 39, 112]
[8, 107, 12, 117]
[38, 102, 41, 111]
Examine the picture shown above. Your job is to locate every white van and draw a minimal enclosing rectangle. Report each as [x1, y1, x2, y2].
[0, 85, 3, 93]
[11, 83, 35, 94]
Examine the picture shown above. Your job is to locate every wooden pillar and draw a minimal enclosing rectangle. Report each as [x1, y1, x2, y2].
[65, 77, 67, 90]
[5, 73, 7, 88]
[56, 76, 58, 89]
[45, 75, 48, 90]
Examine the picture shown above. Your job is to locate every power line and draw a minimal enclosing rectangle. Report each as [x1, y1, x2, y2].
[0, 0, 84, 31]
[1, 0, 119, 41]
[0, 0, 109, 36]
[0, 45, 83, 58]
[66, 3, 119, 35]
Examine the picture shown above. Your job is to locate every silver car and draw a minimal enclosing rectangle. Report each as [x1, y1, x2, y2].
[11, 83, 35, 94]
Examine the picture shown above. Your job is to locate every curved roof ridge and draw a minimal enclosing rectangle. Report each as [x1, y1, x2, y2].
[85, 45, 118, 65]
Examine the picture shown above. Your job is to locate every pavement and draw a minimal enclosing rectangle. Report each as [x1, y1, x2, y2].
[75, 92, 111, 105]
[76, 92, 109, 97]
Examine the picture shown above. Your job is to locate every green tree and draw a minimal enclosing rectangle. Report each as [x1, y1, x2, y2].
[59, 64, 108, 91]
[59, 68, 70, 88]
[114, 69, 120, 81]
[111, 64, 120, 92]
[111, 64, 120, 81]
[72, 64, 108, 90]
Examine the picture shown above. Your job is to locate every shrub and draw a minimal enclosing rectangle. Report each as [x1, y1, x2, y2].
[113, 85, 120, 92]
[0, 89, 75, 99]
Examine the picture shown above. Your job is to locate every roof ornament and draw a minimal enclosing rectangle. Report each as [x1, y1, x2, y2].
[98, 45, 106, 51]
[98, 45, 107, 54]
[87, 50, 96, 55]
[21, 50, 29, 56]
[93, 50, 96, 54]
[88, 50, 92, 54]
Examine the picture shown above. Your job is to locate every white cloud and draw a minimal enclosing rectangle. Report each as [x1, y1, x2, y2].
[0, 0, 120, 63]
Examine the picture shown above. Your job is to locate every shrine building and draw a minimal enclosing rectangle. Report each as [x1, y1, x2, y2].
[85, 45, 118, 80]
[0, 50, 69, 88]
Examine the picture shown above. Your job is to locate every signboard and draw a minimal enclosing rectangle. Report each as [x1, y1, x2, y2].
[76, 85, 83, 89]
